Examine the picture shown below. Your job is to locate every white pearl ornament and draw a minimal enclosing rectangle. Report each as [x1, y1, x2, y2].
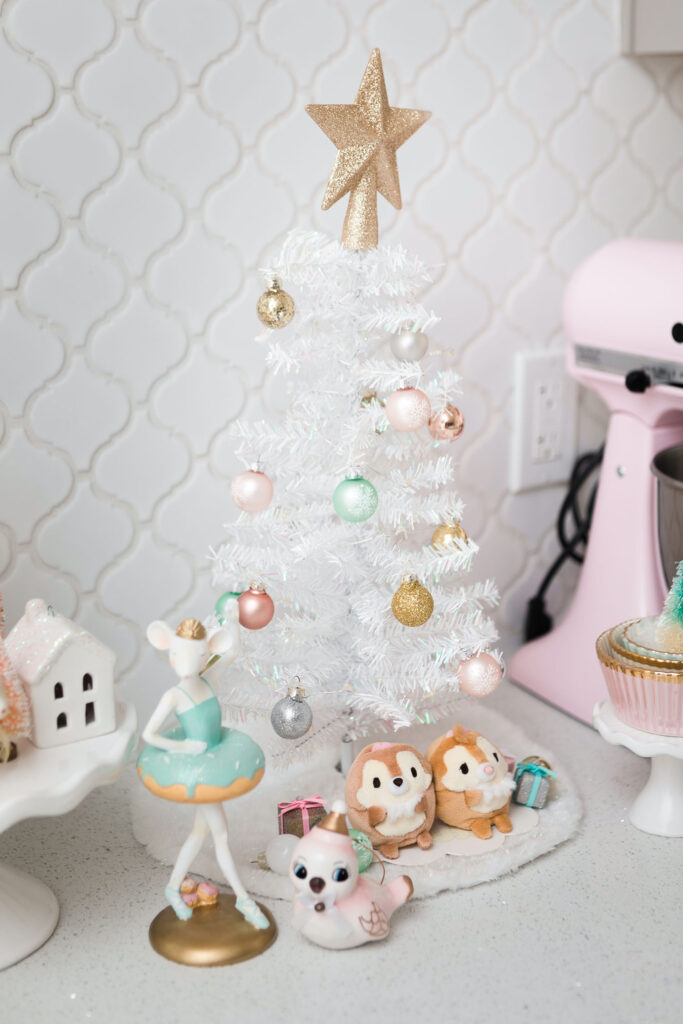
[390, 329, 429, 361]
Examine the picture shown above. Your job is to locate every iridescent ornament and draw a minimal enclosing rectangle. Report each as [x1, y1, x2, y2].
[385, 386, 431, 432]
[231, 467, 273, 513]
[431, 522, 468, 551]
[257, 278, 295, 329]
[333, 472, 378, 523]
[457, 652, 503, 697]
[265, 833, 298, 875]
[214, 590, 242, 623]
[428, 405, 465, 441]
[238, 582, 274, 630]
[391, 575, 434, 627]
[270, 685, 312, 739]
[390, 328, 428, 362]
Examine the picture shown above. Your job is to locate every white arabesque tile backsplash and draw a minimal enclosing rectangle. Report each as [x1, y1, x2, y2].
[2, 0, 683, 720]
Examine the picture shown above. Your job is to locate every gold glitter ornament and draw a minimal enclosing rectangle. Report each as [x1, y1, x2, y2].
[391, 574, 434, 627]
[431, 522, 468, 551]
[257, 278, 295, 329]
[306, 49, 431, 250]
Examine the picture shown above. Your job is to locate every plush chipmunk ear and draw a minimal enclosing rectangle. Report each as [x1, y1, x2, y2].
[450, 724, 478, 746]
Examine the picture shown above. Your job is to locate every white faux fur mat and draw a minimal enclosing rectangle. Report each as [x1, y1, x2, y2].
[129, 704, 582, 900]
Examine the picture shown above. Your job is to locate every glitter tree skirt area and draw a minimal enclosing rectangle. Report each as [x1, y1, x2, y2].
[130, 704, 582, 900]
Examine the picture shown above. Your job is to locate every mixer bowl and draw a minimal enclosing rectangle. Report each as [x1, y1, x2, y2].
[651, 443, 683, 586]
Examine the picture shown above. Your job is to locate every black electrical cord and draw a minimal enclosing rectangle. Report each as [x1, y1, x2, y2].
[524, 445, 604, 642]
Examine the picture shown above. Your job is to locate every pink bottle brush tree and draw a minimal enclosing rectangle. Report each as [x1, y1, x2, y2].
[0, 595, 31, 760]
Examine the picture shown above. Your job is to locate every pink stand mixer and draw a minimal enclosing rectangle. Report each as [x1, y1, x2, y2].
[510, 239, 683, 724]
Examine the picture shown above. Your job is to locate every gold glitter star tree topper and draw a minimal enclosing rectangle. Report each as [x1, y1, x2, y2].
[306, 49, 431, 250]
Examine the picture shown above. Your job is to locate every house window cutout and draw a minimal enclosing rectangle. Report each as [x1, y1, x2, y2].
[56, 712, 67, 729]
[85, 702, 95, 726]
[82, 673, 93, 691]
[54, 682, 64, 700]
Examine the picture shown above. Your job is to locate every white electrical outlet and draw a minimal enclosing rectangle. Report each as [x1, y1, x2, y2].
[509, 350, 577, 493]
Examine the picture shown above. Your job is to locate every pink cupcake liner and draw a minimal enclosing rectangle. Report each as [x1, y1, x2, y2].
[596, 629, 683, 737]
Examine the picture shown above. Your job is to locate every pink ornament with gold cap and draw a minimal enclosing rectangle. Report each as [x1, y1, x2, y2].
[237, 582, 274, 630]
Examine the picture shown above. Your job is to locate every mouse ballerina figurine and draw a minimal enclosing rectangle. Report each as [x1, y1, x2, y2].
[137, 604, 269, 932]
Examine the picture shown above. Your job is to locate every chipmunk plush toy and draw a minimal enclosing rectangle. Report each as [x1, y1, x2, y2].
[345, 742, 435, 859]
[426, 725, 515, 839]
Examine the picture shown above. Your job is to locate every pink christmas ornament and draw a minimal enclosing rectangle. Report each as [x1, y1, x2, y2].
[428, 405, 465, 441]
[385, 386, 431, 432]
[238, 583, 274, 630]
[231, 469, 273, 513]
[457, 653, 503, 697]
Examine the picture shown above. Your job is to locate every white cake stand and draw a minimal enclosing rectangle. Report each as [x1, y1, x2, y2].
[0, 701, 137, 969]
[593, 700, 683, 837]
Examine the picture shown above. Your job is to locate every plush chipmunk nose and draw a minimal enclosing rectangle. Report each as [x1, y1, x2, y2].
[392, 776, 404, 789]
[309, 877, 325, 893]
[479, 763, 495, 778]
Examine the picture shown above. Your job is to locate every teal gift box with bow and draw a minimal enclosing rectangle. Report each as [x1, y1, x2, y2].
[513, 757, 556, 809]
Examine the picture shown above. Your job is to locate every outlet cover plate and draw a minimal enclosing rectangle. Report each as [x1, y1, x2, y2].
[509, 350, 577, 493]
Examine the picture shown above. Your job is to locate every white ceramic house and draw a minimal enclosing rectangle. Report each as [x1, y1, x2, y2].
[5, 599, 117, 749]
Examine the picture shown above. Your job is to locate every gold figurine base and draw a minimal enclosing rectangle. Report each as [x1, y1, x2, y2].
[149, 894, 277, 967]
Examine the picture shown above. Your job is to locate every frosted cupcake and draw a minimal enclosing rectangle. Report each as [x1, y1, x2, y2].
[596, 564, 683, 736]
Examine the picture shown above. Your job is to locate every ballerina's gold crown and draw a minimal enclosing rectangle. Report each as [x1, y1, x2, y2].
[175, 619, 206, 640]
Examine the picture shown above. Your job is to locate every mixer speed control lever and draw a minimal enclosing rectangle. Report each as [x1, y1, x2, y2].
[625, 369, 651, 393]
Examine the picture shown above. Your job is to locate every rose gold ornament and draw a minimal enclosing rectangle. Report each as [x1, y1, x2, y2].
[457, 653, 503, 697]
[237, 582, 274, 630]
[385, 386, 431, 432]
[230, 468, 273, 513]
[428, 405, 465, 441]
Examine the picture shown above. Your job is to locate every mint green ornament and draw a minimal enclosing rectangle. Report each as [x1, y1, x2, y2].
[349, 828, 373, 872]
[333, 473, 378, 523]
[215, 590, 242, 623]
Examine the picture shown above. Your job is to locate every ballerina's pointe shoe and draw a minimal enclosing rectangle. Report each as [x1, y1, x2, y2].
[165, 884, 193, 920]
[235, 896, 269, 930]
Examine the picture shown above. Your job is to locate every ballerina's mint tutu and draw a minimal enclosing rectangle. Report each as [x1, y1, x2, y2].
[137, 686, 265, 804]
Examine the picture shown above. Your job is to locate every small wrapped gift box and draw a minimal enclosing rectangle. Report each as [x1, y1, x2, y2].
[513, 757, 556, 809]
[278, 796, 326, 837]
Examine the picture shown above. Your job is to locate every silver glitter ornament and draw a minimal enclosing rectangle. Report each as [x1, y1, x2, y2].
[390, 329, 429, 361]
[270, 685, 313, 740]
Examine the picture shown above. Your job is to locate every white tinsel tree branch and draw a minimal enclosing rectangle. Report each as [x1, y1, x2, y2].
[209, 229, 502, 757]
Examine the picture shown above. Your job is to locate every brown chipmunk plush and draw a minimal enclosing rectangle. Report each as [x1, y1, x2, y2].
[426, 725, 515, 839]
[345, 742, 435, 859]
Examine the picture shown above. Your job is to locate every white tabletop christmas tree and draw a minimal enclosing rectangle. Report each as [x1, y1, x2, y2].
[209, 50, 502, 765]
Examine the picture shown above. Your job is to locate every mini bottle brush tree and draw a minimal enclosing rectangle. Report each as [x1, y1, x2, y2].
[656, 561, 683, 651]
[209, 50, 502, 764]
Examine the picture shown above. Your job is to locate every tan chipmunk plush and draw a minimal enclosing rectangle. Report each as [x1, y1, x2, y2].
[426, 725, 515, 839]
[345, 742, 435, 859]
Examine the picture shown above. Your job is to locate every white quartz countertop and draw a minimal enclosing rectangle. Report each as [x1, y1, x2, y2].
[1, 684, 680, 1024]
